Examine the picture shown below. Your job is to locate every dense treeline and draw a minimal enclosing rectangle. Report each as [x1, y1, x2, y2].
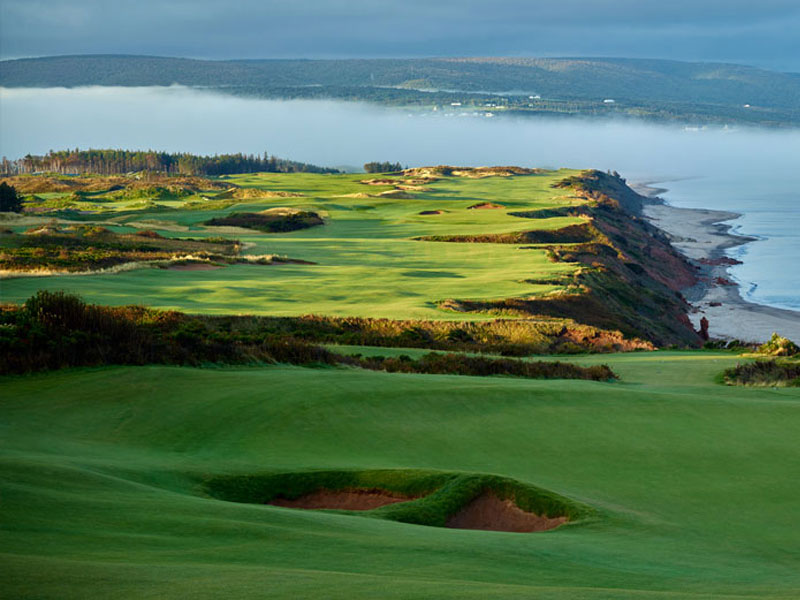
[364, 161, 403, 173]
[0, 291, 616, 381]
[1, 149, 339, 176]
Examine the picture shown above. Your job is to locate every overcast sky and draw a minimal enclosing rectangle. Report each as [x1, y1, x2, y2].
[1, 0, 799, 71]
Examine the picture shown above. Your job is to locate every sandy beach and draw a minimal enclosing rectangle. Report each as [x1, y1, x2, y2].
[636, 185, 800, 344]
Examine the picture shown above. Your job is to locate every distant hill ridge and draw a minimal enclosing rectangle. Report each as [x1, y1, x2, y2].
[2, 55, 799, 125]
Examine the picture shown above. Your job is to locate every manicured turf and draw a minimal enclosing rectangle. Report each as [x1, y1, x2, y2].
[2, 351, 800, 598]
[1, 171, 582, 319]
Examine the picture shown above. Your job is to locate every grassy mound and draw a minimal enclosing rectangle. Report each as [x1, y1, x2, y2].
[203, 469, 593, 531]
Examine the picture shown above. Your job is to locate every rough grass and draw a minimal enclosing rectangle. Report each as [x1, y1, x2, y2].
[0, 291, 616, 381]
[206, 313, 652, 354]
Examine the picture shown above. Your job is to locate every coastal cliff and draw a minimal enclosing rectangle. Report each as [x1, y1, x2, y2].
[441, 170, 702, 347]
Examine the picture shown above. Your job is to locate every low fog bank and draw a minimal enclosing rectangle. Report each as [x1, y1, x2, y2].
[1, 85, 798, 182]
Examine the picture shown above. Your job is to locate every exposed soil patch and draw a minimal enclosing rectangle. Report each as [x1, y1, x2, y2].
[467, 202, 505, 210]
[419, 210, 446, 215]
[270, 489, 416, 511]
[446, 492, 568, 533]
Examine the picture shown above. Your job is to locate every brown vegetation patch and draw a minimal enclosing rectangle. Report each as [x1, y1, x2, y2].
[270, 488, 417, 511]
[446, 492, 568, 533]
[467, 202, 505, 210]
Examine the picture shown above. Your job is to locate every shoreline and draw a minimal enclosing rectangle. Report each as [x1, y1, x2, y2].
[633, 183, 800, 344]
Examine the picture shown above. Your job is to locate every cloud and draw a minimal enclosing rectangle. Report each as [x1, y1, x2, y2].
[2, 0, 798, 70]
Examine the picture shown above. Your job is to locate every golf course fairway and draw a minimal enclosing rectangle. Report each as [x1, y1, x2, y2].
[2, 351, 799, 599]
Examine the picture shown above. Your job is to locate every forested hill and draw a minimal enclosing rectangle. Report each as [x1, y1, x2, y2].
[2, 55, 799, 126]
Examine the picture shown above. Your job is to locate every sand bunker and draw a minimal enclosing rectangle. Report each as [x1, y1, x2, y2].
[335, 192, 372, 198]
[270, 489, 416, 511]
[376, 190, 416, 199]
[419, 210, 446, 215]
[269, 488, 567, 532]
[467, 202, 505, 210]
[446, 492, 568, 533]
[361, 178, 400, 185]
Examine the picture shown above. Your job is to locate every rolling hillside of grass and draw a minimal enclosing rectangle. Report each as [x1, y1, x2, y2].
[4, 166, 791, 598]
[0, 170, 585, 320]
[2, 351, 800, 598]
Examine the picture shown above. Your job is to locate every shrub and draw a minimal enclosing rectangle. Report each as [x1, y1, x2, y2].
[758, 333, 799, 357]
[723, 360, 800, 387]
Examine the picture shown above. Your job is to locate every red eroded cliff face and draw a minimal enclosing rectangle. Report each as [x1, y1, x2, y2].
[441, 170, 703, 347]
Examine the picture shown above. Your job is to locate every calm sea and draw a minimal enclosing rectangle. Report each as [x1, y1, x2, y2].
[1, 86, 798, 310]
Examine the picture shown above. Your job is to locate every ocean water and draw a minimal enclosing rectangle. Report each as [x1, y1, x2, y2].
[657, 173, 800, 311]
[1, 85, 798, 310]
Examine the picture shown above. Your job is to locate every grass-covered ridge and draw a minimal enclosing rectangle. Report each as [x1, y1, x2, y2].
[204, 468, 595, 528]
[1, 167, 701, 347]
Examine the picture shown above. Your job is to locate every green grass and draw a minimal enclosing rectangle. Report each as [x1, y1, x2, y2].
[2, 171, 583, 319]
[2, 351, 800, 598]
